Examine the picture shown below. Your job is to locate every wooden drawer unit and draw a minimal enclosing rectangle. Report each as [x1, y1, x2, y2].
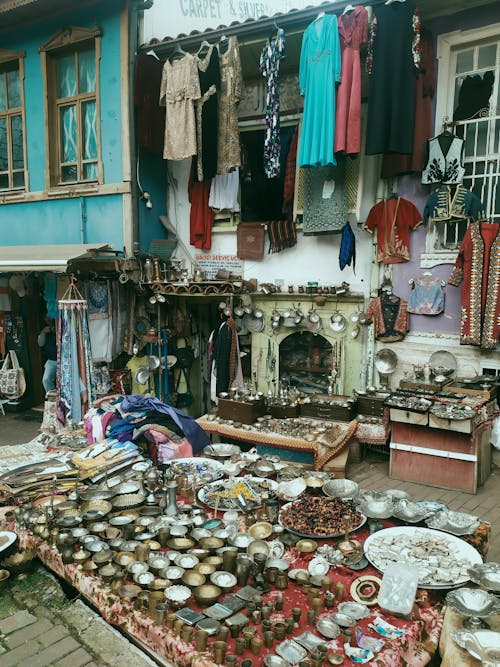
[357, 394, 387, 417]
[428, 413, 473, 434]
[389, 408, 428, 426]
[300, 397, 357, 422]
[217, 398, 266, 424]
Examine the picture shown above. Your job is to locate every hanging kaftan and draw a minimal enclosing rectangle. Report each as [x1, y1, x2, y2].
[335, 6, 369, 157]
[160, 54, 200, 160]
[260, 28, 286, 178]
[365, 0, 420, 155]
[448, 222, 500, 349]
[194, 45, 220, 182]
[298, 14, 342, 167]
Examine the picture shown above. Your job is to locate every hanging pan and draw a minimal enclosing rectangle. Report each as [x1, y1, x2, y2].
[135, 367, 151, 385]
[329, 311, 346, 333]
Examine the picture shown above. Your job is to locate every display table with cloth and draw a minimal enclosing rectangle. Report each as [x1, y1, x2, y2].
[439, 606, 500, 667]
[196, 415, 358, 473]
[13, 523, 452, 667]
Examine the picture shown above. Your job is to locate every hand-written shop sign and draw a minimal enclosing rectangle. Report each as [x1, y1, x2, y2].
[195, 254, 243, 279]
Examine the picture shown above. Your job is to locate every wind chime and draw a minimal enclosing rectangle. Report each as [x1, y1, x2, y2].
[57, 276, 95, 424]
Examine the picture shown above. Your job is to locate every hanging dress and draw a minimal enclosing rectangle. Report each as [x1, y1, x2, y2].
[298, 14, 342, 168]
[365, 0, 420, 155]
[334, 6, 369, 157]
[194, 45, 220, 182]
[217, 37, 243, 174]
[160, 53, 200, 160]
[381, 26, 436, 177]
[260, 28, 286, 178]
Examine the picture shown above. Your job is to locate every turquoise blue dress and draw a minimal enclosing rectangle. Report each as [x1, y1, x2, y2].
[299, 14, 341, 167]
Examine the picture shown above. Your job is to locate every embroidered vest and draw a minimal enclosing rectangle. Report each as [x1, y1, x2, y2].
[421, 135, 465, 185]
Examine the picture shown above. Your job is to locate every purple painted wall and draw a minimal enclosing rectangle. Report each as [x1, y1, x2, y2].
[390, 3, 500, 335]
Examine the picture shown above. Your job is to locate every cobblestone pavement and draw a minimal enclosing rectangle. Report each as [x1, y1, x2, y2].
[350, 449, 500, 562]
[0, 565, 159, 667]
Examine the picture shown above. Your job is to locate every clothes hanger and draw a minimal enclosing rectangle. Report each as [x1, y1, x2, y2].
[219, 34, 229, 54]
[343, 4, 355, 13]
[314, 11, 325, 21]
[146, 49, 159, 61]
[385, 0, 406, 4]
[197, 40, 211, 57]
[269, 20, 280, 40]
[168, 43, 187, 62]
[387, 191, 399, 199]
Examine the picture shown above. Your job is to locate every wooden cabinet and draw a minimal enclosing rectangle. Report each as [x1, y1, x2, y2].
[389, 422, 491, 494]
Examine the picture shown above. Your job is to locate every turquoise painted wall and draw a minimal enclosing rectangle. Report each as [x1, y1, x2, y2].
[137, 149, 169, 252]
[0, 0, 126, 249]
[0, 195, 124, 248]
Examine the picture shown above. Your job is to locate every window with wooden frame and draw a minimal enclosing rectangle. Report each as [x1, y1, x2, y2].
[39, 26, 102, 187]
[422, 23, 500, 267]
[0, 49, 27, 192]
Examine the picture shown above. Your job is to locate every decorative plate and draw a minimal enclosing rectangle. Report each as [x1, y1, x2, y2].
[425, 509, 481, 536]
[363, 526, 482, 589]
[166, 457, 223, 482]
[279, 497, 366, 538]
[276, 639, 307, 664]
[0, 530, 17, 555]
[197, 476, 277, 511]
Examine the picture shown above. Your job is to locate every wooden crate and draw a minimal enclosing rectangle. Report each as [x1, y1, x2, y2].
[389, 422, 490, 494]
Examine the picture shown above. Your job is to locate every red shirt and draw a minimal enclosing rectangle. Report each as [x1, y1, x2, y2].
[364, 197, 422, 263]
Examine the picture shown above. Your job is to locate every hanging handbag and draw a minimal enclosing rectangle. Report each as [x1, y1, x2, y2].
[174, 366, 194, 408]
[0, 350, 26, 398]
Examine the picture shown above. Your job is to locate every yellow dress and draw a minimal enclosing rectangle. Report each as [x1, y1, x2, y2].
[126, 356, 149, 395]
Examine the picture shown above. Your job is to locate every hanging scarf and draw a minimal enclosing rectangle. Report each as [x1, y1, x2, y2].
[268, 219, 297, 253]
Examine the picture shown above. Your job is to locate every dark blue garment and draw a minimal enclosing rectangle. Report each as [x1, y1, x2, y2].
[121, 395, 210, 453]
[339, 221, 356, 272]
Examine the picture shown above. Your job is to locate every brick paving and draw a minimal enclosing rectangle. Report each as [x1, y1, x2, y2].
[0, 567, 159, 667]
[349, 449, 500, 562]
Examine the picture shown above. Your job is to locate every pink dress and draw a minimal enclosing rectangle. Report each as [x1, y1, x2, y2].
[334, 6, 369, 156]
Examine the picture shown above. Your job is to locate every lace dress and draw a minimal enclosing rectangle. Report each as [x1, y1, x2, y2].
[217, 37, 243, 174]
[160, 53, 200, 160]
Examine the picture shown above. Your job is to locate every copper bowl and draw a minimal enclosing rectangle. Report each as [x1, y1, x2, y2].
[192, 583, 222, 607]
[182, 570, 206, 588]
[166, 537, 196, 552]
[198, 536, 225, 552]
[194, 562, 217, 576]
[114, 551, 136, 567]
[203, 556, 224, 567]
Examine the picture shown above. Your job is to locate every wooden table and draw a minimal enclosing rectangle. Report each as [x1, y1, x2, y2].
[196, 415, 356, 475]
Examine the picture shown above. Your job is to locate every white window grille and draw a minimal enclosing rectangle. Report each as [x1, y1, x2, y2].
[422, 24, 500, 268]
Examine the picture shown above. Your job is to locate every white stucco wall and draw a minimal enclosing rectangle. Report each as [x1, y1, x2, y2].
[166, 156, 379, 292]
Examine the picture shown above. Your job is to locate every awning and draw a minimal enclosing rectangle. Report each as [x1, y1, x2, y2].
[0, 244, 110, 273]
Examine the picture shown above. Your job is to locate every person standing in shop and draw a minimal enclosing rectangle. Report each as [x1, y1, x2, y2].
[38, 317, 57, 394]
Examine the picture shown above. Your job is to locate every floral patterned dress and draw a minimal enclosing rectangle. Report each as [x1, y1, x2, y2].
[260, 28, 286, 178]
